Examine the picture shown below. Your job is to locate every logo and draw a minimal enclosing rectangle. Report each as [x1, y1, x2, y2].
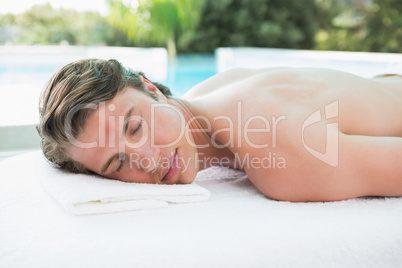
[302, 100, 339, 167]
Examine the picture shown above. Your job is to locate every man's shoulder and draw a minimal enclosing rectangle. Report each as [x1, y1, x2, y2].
[182, 68, 280, 100]
[182, 68, 243, 100]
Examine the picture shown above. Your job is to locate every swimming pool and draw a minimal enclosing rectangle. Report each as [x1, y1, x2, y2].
[165, 54, 217, 96]
[0, 50, 216, 127]
[0, 54, 216, 96]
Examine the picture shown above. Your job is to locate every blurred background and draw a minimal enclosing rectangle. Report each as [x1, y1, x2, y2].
[0, 0, 401, 158]
[2, 0, 401, 54]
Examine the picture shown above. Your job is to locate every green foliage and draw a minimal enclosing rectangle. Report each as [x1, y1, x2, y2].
[107, 0, 204, 56]
[0, 3, 137, 46]
[0, 13, 17, 24]
[0, 0, 401, 53]
[364, 0, 402, 52]
[16, 4, 77, 44]
[315, 0, 402, 53]
[181, 0, 318, 53]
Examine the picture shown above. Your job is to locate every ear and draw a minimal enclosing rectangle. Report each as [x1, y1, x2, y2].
[140, 75, 168, 102]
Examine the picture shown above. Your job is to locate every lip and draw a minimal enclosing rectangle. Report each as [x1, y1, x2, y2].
[161, 165, 170, 182]
[161, 149, 179, 183]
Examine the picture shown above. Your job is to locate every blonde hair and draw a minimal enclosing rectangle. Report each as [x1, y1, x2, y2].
[37, 58, 172, 173]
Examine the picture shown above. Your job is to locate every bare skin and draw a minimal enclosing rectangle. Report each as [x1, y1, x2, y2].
[69, 68, 402, 202]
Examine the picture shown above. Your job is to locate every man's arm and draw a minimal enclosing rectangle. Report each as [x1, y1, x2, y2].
[250, 126, 402, 202]
[336, 133, 402, 197]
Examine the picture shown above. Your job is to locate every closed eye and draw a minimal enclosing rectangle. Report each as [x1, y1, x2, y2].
[129, 118, 142, 136]
[116, 159, 124, 172]
[116, 153, 125, 173]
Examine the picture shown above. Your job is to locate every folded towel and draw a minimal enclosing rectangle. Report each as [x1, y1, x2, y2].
[35, 153, 211, 215]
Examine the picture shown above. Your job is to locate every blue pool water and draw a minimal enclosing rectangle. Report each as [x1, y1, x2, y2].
[164, 54, 217, 96]
[0, 54, 217, 96]
[0, 54, 217, 126]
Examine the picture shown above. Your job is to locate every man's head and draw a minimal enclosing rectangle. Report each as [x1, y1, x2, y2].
[37, 58, 173, 174]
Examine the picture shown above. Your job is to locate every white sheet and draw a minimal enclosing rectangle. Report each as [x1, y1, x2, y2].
[1, 151, 402, 267]
[36, 152, 210, 215]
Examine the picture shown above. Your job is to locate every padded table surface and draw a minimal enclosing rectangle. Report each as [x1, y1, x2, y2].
[1, 151, 402, 267]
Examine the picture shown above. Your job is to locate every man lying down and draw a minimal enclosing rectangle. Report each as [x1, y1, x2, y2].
[37, 59, 402, 202]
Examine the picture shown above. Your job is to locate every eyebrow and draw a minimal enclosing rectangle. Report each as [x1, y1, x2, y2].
[100, 106, 135, 174]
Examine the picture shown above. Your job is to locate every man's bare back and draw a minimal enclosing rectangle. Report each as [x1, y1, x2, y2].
[181, 68, 402, 201]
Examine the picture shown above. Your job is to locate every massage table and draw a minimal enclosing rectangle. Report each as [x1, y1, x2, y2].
[1, 151, 402, 267]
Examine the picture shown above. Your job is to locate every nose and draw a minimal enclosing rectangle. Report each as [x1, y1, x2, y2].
[129, 145, 161, 174]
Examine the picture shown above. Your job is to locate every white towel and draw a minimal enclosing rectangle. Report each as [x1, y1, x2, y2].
[34, 152, 211, 215]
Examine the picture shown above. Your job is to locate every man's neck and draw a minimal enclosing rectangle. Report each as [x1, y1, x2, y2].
[167, 98, 237, 171]
[167, 97, 211, 147]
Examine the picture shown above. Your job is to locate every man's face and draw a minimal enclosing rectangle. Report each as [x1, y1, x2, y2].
[68, 85, 199, 185]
